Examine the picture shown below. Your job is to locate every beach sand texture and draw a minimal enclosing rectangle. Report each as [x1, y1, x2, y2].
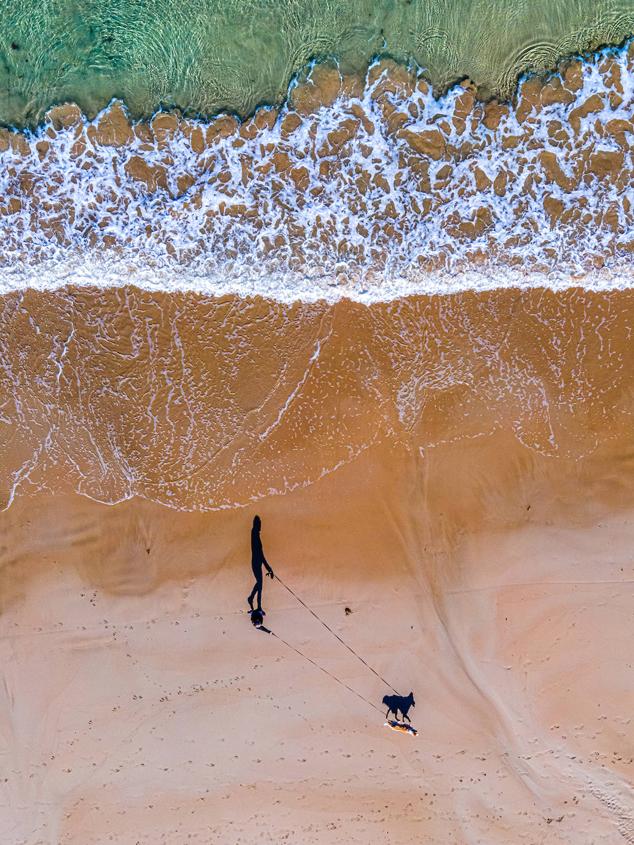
[1, 286, 633, 842]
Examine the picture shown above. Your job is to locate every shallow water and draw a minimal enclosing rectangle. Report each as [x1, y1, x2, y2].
[1, 0, 634, 126]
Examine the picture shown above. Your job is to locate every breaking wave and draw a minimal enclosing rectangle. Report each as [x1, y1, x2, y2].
[0, 41, 633, 301]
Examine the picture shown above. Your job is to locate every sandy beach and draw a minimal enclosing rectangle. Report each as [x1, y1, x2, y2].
[1, 446, 633, 843]
[1, 3, 633, 843]
[1, 286, 633, 843]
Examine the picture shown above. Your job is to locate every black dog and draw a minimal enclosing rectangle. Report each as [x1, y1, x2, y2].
[382, 692, 415, 723]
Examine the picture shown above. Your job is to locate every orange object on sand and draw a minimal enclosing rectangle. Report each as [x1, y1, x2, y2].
[385, 719, 418, 736]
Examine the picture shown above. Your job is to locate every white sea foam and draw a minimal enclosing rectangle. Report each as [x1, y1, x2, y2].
[0, 41, 632, 303]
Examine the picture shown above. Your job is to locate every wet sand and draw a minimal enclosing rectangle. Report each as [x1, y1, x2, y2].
[3, 286, 634, 509]
[1, 286, 633, 842]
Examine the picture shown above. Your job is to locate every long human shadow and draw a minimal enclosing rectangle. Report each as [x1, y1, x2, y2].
[247, 514, 274, 613]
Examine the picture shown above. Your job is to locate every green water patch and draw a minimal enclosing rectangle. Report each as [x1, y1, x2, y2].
[0, 0, 633, 127]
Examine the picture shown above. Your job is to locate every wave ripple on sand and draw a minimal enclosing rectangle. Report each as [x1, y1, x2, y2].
[2, 287, 634, 511]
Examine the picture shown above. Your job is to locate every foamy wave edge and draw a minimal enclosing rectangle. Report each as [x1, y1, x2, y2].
[3, 258, 634, 304]
[0, 40, 633, 303]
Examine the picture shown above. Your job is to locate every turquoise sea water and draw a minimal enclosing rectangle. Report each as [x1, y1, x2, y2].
[0, 0, 633, 126]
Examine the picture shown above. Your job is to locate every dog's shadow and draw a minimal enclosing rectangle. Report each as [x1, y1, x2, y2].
[382, 692, 415, 723]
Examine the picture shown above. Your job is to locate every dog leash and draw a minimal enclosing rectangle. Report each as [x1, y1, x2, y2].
[269, 629, 385, 716]
[275, 574, 401, 696]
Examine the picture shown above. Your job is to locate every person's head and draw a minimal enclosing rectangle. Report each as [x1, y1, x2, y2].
[253, 515, 261, 532]
[251, 609, 263, 627]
